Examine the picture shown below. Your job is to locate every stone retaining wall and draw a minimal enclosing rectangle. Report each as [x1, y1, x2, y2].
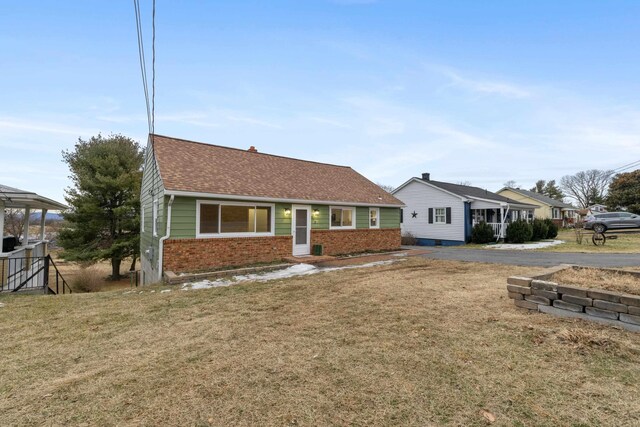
[507, 269, 640, 332]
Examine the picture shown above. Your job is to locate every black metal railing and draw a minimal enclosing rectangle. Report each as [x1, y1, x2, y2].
[47, 256, 72, 295]
[0, 255, 71, 294]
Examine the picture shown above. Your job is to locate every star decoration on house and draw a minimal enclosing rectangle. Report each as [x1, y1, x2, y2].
[411, 211, 418, 218]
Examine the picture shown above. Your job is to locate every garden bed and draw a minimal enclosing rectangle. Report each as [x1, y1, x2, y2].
[550, 267, 640, 296]
[507, 265, 640, 332]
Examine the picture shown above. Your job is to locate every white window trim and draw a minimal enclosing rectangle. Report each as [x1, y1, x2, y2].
[329, 206, 356, 229]
[369, 207, 380, 229]
[141, 202, 145, 233]
[152, 198, 158, 237]
[196, 200, 276, 238]
[434, 207, 446, 224]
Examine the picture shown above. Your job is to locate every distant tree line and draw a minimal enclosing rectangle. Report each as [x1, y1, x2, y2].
[504, 168, 640, 213]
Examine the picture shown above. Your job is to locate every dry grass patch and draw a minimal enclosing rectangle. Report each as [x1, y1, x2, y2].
[552, 267, 640, 296]
[536, 229, 640, 253]
[1, 258, 640, 426]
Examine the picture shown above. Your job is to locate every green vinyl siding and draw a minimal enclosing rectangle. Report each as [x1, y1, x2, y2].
[356, 207, 369, 229]
[311, 205, 329, 229]
[380, 207, 401, 228]
[140, 146, 165, 267]
[166, 197, 400, 238]
[168, 198, 291, 238]
[275, 203, 291, 236]
[169, 197, 197, 238]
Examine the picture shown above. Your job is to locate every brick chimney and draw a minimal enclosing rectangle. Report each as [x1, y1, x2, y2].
[421, 172, 430, 181]
[248, 146, 258, 153]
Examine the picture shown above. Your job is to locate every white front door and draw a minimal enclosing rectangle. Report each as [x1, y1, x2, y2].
[292, 205, 311, 256]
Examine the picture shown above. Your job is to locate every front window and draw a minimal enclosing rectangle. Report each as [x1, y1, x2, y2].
[330, 207, 354, 228]
[435, 208, 446, 224]
[197, 202, 272, 237]
[369, 208, 379, 228]
[552, 208, 561, 219]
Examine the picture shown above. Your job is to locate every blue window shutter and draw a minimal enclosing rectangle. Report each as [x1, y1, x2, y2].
[428, 208, 433, 224]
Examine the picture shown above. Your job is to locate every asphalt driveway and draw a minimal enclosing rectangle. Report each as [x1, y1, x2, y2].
[410, 246, 640, 268]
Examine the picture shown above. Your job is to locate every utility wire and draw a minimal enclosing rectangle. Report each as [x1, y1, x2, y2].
[133, 0, 151, 133]
[613, 159, 640, 173]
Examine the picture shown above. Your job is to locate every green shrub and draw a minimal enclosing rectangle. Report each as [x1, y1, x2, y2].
[471, 221, 495, 244]
[506, 220, 533, 243]
[544, 218, 559, 239]
[531, 219, 549, 241]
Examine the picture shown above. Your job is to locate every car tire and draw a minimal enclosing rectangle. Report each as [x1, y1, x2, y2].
[593, 224, 607, 233]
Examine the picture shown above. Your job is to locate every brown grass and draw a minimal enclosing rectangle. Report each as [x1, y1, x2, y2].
[49, 251, 134, 293]
[536, 229, 640, 253]
[68, 267, 105, 292]
[1, 258, 640, 426]
[552, 267, 640, 295]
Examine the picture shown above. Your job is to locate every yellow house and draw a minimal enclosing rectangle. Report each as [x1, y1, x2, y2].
[497, 188, 577, 227]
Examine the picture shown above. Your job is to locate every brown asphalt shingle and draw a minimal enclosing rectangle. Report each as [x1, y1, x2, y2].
[152, 134, 403, 206]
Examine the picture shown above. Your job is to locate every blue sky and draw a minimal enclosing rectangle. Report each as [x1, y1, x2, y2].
[2, 1, 639, 204]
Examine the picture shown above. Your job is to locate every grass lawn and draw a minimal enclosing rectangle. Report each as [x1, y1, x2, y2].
[2, 258, 640, 426]
[536, 229, 640, 253]
[462, 229, 640, 253]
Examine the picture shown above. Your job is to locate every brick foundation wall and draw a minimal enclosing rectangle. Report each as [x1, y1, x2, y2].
[311, 228, 401, 256]
[163, 236, 292, 273]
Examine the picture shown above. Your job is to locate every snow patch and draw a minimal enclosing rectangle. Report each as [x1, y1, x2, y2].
[160, 289, 171, 293]
[487, 240, 565, 250]
[0, 302, 5, 308]
[181, 259, 404, 291]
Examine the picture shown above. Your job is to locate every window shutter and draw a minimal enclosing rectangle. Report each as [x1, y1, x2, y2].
[446, 207, 452, 224]
[428, 208, 433, 224]
[400, 209, 403, 223]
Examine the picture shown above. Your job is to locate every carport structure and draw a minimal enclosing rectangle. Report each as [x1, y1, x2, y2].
[1, 184, 67, 291]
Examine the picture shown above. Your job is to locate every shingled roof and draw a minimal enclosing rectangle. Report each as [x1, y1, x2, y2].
[500, 187, 575, 209]
[151, 134, 402, 206]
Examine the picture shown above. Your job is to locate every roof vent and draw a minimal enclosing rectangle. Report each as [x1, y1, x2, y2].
[421, 172, 430, 181]
[248, 146, 258, 153]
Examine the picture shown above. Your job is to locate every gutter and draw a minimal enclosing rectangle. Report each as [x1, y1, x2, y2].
[158, 194, 175, 282]
[163, 189, 403, 208]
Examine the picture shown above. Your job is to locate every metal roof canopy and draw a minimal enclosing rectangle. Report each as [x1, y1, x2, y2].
[0, 184, 67, 211]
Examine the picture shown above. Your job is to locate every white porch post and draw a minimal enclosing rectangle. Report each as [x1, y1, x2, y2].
[40, 209, 47, 241]
[499, 206, 504, 238]
[0, 200, 5, 250]
[23, 207, 30, 245]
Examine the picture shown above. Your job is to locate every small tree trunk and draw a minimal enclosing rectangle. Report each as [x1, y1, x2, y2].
[111, 258, 122, 280]
[129, 255, 137, 272]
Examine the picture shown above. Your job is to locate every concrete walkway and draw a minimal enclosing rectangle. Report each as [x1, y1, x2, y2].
[409, 246, 640, 268]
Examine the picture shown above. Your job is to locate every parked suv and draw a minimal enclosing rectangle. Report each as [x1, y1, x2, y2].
[583, 212, 640, 233]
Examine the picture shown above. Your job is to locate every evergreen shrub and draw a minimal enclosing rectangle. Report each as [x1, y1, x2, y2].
[506, 219, 533, 243]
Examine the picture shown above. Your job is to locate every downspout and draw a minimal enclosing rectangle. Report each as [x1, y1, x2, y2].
[158, 194, 175, 283]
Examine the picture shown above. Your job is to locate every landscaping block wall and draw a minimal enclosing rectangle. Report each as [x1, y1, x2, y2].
[163, 236, 292, 273]
[311, 228, 401, 256]
[507, 274, 640, 331]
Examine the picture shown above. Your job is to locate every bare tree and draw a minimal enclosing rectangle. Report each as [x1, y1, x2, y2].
[503, 180, 519, 189]
[377, 183, 396, 193]
[560, 169, 613, 208]
[3, 208, 27, 238]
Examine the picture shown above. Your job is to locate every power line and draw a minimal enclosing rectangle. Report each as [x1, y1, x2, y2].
[152, 0, 155, 137]
[133, 0, 151, 133]
[613, 159, 640, 173]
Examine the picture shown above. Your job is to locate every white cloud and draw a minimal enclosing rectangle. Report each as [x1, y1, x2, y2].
[429, 65, 532, 99]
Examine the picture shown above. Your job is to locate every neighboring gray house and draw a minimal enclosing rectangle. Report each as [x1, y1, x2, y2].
[392, 173, 538, 245]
